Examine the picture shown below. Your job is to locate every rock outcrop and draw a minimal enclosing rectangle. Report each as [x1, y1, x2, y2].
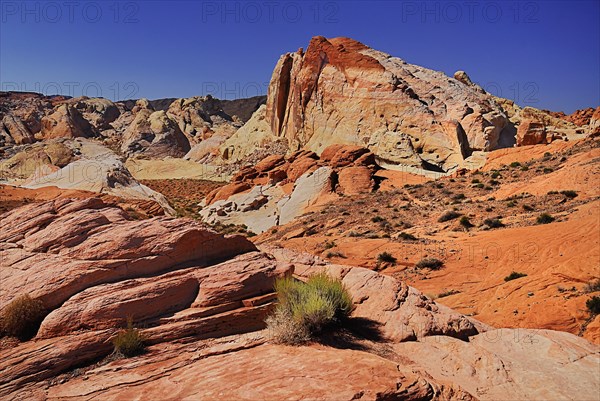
[200, 144, 382, 232]
[16, 139, 175, 214]
[39, 104, 97, 140]
[263, 36, 513, 172]
[514, 106, 586, 146]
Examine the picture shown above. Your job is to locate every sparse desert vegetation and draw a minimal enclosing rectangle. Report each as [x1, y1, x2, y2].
[0, 295, 46, 340]
[266, 274, 353, 344]
[112, 317, 146, 358]
[504, 271, 528, 282]
[416, 258, 444, 270]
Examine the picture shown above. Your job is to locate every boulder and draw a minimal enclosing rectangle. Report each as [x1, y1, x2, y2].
[39, 104, 96, 140]
[1, 114, 34, 145]
[337, 165, 375, 195]
[121, 110, 191, 158]
[320, 144, 370, 168]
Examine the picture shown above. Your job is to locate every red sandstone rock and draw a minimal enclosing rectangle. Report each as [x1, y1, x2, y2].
[337, 165, 375, 195]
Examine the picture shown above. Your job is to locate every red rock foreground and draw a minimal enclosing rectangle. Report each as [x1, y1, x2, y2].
[0, 200, 598, 400]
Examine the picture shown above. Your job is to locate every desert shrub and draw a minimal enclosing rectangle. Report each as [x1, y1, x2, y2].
[584, 279, 600, 293]
[377, 252, 397, 264]
[326, 251, 346, 259]
[543, 167, 553, 174]
[112, 317, 145, 357]
[0, 295, 46, 340]
[489, 180, 500, 186]
[510, 161, 521, 168]
[267, 274, 353, 344]
[371, 216, 385, 223]
[416, 258, 444, 270]
[323, 240, 336, 249]
[483, 218, 504, 228]
[398, 232, 417, 241]
[491, 171, 501, 179]
[437, 289, 460, 298]
[507, 200, 517, 207]
[547, 190, 559, 195]
[459, 216, 473, 228]
[471, 178, 481, 184]
[453, 193, 466, 201]
[521, 165, 529, 171]
[504, 271, 527, 282]
[522, 204, 534, 211]
[560, 190, 578, 199]
[347, 231, 361, 237]
[474, 183, 484, 188]
[587, 296, 600, 315]
[536, 213, 555, 224]
[438, 210, 461, 222]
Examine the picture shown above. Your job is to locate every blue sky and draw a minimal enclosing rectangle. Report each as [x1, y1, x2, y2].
[1, 0, 598, 113]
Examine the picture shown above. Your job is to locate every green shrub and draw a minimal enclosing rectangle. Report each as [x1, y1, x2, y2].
[521, 165, 529, 171]
[510, 161, 521, 168]
[112, 317, 145, 357]
[326, 251, 346, 259]
[377, 252, 397, 264]
[491, 171, 501, 179]
[438, 210, 461, 222]
[399, 232, 417, 241]
[584, 279, 600, 293]
[504, 271, 527, 282]
[0, 295, 46, 340]
[471, 178, 481, 184]
[267, 274, 354, 344]
[536, 213, 555, 224]
[507, 200, 517, 207]
[587, 296, 600, 315]
[489, 180, 500, 186]
[543, 167, 553, 174]
[560, 190, 578, 199]
[483, 218, 504, 228]
[416, 258, 444, 270]
[459, 216, 473, 228]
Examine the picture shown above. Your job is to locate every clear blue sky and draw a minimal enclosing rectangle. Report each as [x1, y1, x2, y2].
[1, 0, 598, 113]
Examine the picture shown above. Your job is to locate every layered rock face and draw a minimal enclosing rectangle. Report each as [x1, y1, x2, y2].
[264, 36, 513, 172]
[1, 200, 598, 400]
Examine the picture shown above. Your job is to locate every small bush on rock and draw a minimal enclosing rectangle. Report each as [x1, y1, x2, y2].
[584, 279, 600, 293]
[536, 213, 555, 225]
[416, 258, 444, 270]
[586, 296, 600, 315]
[0, 295, 46, 340]
[459, 216, 473, 228]
[504, 271, 527, 282]
[267, 274, 354, 345]
[378, 252, 397, 264]
[438, 210, 461, 222]
[113, 317, 146, 358]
